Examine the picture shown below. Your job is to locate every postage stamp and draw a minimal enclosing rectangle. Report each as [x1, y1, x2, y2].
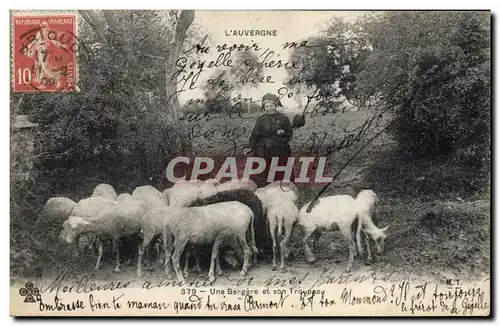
[9, 9, 491, 317]
[11, 12, 78, 92]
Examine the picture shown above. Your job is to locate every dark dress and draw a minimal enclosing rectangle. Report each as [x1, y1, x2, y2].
[248, 112, 305, 188]
[247, 111, 305, 254]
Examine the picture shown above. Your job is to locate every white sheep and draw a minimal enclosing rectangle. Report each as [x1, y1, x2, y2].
[137, 206, 176, 277]
[198, 179, 220, 199]
[216, 178, 258, 193]
[64, 197, 116, 256]
[161, 179, 252, 273]
[57, 197, 114, 256]
[256, 181, 299, 211]
[116, 193, 132, 202]
[164, 180, 203, 207]
[39, 197, 76, 223]
[354, 190, 388, 264]
[91, 183, 118, 201]
[156, 180, 209, 270]
[60, 197, 148, 272]
[255, 185, 299, 271]
[202, 178, 220, 187]
[132, 185, 168, 210]
[70, 197, 116, 218]
[298, 194, 360, 272]
[262, 180, 300, 198]
[161, 201, 258, 283]
[186, 188, 264, 273]
[117, 192, 139, 263]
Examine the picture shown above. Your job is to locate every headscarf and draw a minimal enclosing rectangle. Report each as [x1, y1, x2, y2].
[261, 93, 283, 111]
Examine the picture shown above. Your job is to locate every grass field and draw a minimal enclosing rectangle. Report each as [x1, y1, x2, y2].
[11, 107, 490, 288]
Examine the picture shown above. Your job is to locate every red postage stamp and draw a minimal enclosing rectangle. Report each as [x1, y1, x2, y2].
[12, 13, 78, 92]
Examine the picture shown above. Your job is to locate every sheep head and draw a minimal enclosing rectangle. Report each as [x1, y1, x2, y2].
[59, 216, 91, 244]
[372, 226, 389, 254]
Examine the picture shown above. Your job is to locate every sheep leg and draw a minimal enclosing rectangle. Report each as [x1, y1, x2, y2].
[224, 237, 244, 268]
[163, 232, 175, 278]
[137, 244, 145, 277]
[303, 227, 317, 263]
[269, 219, 278, 270]
[237, 234, 252, 277]
[113, 238, 122, 273]
[143, 242, 152, 270]
[74, 233, 85, 257]
[163, 245, 174, 278]
[73, 239, 80, 258]
[137, 232, 153, 278]
[95, 238, 103, 270]
[183, 249, 192, 278]
[171, 239, 189, 283]
[313, 231, 321, 253]
[341, 226, 356, 273]
[144, 243, 151, 269]
[364, 232, 373, 264]
[90, 234, 97, 254]
[215, 254, 223, 276]
[194, 254, 202, 273]
[279, 224, 293, 271]
[189, 247, 202, 273]
[156, 239, 165, 266]
[209, 236, 223, 283]
[356, 227, 364, 258]
[285, 226, 296, 261]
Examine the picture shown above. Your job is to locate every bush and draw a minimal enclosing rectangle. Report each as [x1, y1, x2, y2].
[358, 12, 490, 193]
[360, 13, 490, 154]
[365, 146, 490, 199]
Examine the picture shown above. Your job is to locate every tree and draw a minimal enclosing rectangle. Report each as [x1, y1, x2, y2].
[200, 51, 264, 113]
[229, 51, 264, 88]
[202, 69, 232, 114]
[356, 11, 490, 167]
[19, 10, 194, 194]
[80, 10, 195, 116]
[228, 51, 264, 112]
[285, 17, 370, 110]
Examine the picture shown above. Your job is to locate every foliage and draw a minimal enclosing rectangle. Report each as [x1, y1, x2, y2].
[229, 51, 264, 90]
[16, 10, 194, 213]
[202, 69, 232, 114]
[285, 17, 371, 107]
[202, 51, 264, 113]
[10, 10, 198, 279]
[356, 11, 490, 168]
[365, 145, 490, 199]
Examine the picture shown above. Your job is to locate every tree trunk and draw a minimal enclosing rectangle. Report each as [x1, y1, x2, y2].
[79, 10, 195, 118]
[165, 10, 195, 118]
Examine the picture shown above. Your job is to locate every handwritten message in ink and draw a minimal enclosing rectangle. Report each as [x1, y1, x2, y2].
[18, 269, 489, 316]
[172, 35, 388, 160]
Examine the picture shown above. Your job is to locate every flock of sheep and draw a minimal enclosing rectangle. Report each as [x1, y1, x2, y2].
[41, 178, 389, 282]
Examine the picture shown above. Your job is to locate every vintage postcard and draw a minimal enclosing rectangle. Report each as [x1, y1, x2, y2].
[10, 9, 491, 317]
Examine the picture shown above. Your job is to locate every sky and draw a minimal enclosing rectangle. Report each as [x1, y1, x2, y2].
[177, 11, 366, 110]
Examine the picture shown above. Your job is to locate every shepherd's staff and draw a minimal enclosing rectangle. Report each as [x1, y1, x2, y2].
[306, 112, 396, 213]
